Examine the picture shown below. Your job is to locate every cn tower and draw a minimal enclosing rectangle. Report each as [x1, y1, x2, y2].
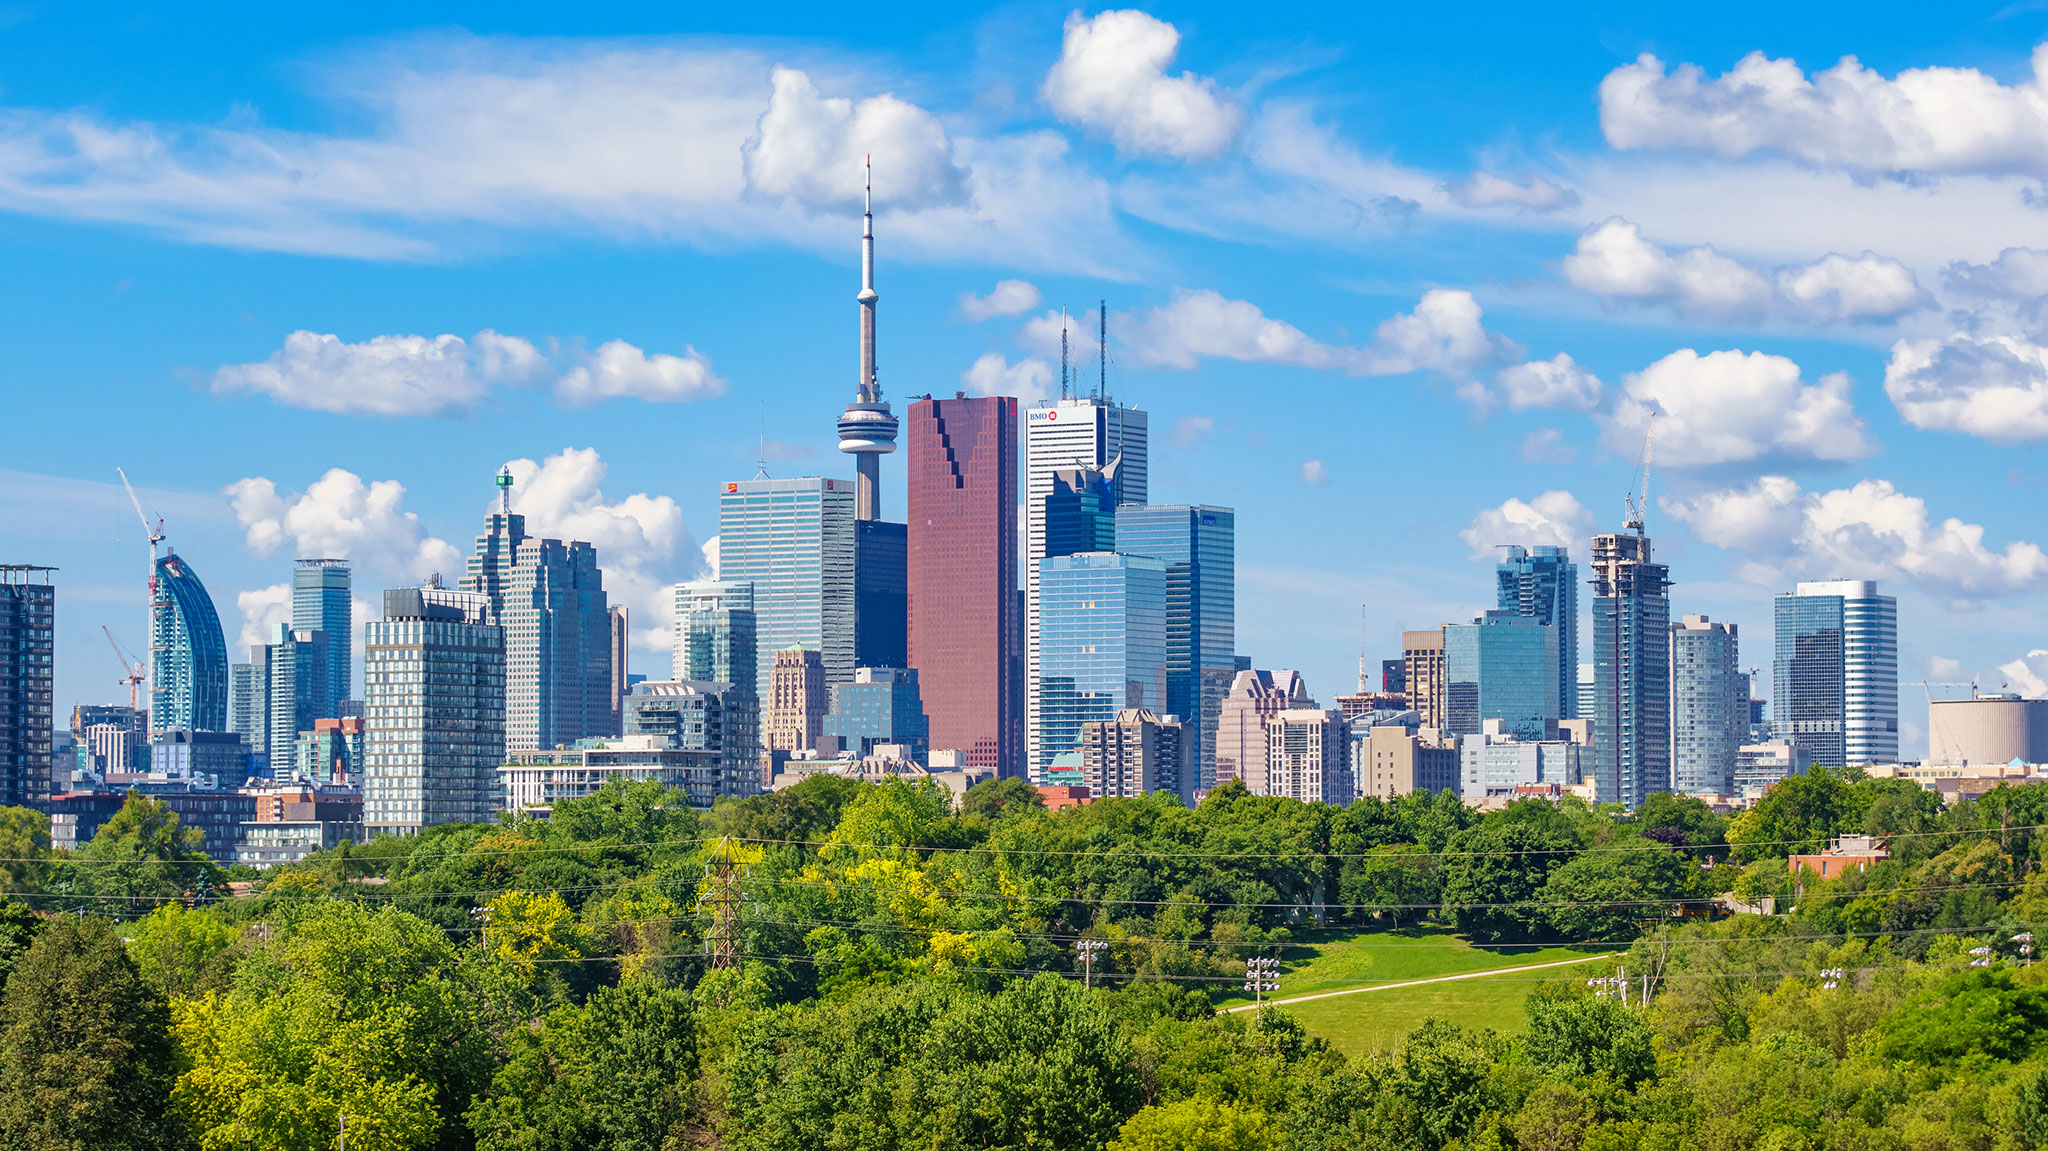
[837, 156, 898, 522]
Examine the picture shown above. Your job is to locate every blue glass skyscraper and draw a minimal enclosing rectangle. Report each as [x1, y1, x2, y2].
[823, 666, 930, 760]
[1590, 531, 1670, 809]
[1443, 612, 1559, 741]
[1114, 504, 1235, 795]
[151, 552, 229, 733]
[292, 558, 352, 715]
[1495, 545, 1578, 720]
[717, 477, 857, 691]
[1036, 552, 1167, 772]
[1773, 580, 1897, 768]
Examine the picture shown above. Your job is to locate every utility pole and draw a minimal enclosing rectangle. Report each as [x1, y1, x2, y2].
[1075, 938, 1107, 989]
[701, 836, 745, 971]
[338, 1113, 345, 1151]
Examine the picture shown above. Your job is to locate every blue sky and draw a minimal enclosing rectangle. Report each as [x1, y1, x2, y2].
[9, 2, 2048, 757]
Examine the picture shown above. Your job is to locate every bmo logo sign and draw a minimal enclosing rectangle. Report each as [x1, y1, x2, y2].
[1028, 408, 1061, 423]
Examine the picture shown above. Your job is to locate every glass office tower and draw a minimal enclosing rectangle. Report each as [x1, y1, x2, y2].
[264, 624, 327, 775]
[1036, 552, 1167, 772]
[0, 566, 55, 808]
[1773, 580, 1897, 768]
[717, 477, 857, 691]
[363, 585, 506, 833]
[292, 558, 351, 715]
[1114, 504, 1236, 795]
[906, 396, 1021, 777]
[1590, 531, 1670, 810]
[823, 666, 930, 760]
[1442, 612, 1559, 741]
[1495, 545, 1579, 720]
[151, 552, 229, 734]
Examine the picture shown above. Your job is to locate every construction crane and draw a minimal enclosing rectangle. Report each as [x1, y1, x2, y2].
[1623, 412, 1656, 534]
[117, 467, 166, 712]
[103, 627, 146, 711]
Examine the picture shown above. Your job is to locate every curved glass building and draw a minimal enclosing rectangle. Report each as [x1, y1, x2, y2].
[152, 552, 229, 733]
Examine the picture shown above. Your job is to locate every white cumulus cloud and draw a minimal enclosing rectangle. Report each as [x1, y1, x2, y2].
[556, 340, 725, 405]
[1560, 218, 1922, 325]
[1491, 353, 1604, 412]
[1041, 9, 1243, 160]
[223, 468, 463, 583]
[1301, 459, 1328, 486]
[210, 330, 528, 416]
[1603, 348, 1873, 467]
[504, 447, 701, 651]
[234, 584, 292, 654]
[1459, 492, 1592, 558]
[960, 279, 1042, 321]
[1599, 46, 2048, 177]
[961, 352, 1055, 405]
[1667, 475, 2048, 600]
[741, 65, 968, 210]
[1885, 332, 2048, 442]
[1113, 288, 1518, 377]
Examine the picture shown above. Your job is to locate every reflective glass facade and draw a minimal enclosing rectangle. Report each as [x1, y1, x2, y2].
[292, 559, 351, 716]
[1442, 612, 1559, 741]
[363, 587, 506, 833]
[672, 579, 760, 755]
[264, 624, 327, 774]
[906, 396, 1021, 776]
[1590, 532, 1670, 809]
[1036, 552, 1167, 772]
[1495, 545, 1579, 720]
[152, 552, 229, 735]
[462, 510, 611, 752]
[1115, 504, 1235, 796]
[624, 681, 759, 799]
[855, 520, 907, 671]
[717, 477, 857, 691]
[1773, 580, 1897, 767]
[824, 666, 930, 760]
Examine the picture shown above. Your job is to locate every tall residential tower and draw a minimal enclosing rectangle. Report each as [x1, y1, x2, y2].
[1590, 530, 1671, 809]
[1495, 545, 1578, 720]
[1773, 580, 1898, 769]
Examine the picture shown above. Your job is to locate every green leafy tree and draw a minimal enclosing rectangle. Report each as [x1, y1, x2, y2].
[1441, 802, 1583, 942]
[467, 981, 698, 1151]
[0, 899, 42, 996]
[1108, 1098, 1278, 1151]
[1521, 988, 1657, 1086]
[961, 776, 1046, 821]
[1538, 846, 1693, 942]
[0, 914, 180, 1150]
[127, 903, 239, 1000]
[1877, 967, 2048, 1064]
[1725, 769, 1861, 862]
[59, 792, 221, 911]
[0, 805, 52, 895]
[1338, 844, 1438, 928]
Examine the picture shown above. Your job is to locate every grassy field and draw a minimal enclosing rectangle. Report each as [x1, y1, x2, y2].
[1210, 927, 1616, 1055]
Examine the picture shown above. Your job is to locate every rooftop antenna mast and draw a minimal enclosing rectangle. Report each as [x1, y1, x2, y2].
[1098, 298, 1107, 403]
[756, 401, 769, 479]
[1060, 306, 1069, 400]
[1623, 412, 1656, 535]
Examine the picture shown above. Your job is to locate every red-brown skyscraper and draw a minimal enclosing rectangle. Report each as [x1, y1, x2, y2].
[907, 395, 1020, 777]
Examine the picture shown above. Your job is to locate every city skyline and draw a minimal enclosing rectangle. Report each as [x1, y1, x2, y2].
[10, 6, 2048, 762]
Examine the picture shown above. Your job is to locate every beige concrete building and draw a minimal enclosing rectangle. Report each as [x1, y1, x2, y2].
[1927, 694, 2048, 766]
[1081, 708, 1188, 798]
[1402, 630, 1446, 730]
[1351, 723, 1460, 801]
[1264, 708, 1350, 804]
[1215, 669, 1311, 791]
[764, 646, 829, 754]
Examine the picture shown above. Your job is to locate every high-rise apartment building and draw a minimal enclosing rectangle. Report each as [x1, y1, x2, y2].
[1773, 580, 1898, 768]
[1214, 669, 1312, 792]
[1671, 614, 1745, 795]
[1035, 552, 1167, 774]
[1496, 545, 1579, 720]
[229, 660, 268, 768]
[1443, 612, 1559, 741]
[1080, 708, 1188, 798]
[0, 566, 55, 808]
[291, 558, 351, 718]
[1025, 396, 1148, 778]
[906, 395, 1021, 777]
[823, 666, 929, 760]
[764, 646, 829, 754]
[363, 585, 506, 834]
[1401, 630, 1446, 731]
[151, 552, 229, 734]
[1116, 504, 1235, 797]
[672, 579, 760, 757]
[624, 681, 760, 801]
[264, 624, 327, 776]
[1264, 708, 1351, 804]
[608, 605, 630, 737]
[1590, 531, 1671, 809]
[1352, 722, 1460, 801]
[462, 469, 612, 752]
[717, 477, 857, 691]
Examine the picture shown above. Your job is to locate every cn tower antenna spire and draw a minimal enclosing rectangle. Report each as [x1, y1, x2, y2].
[838, 154, 897, 522]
